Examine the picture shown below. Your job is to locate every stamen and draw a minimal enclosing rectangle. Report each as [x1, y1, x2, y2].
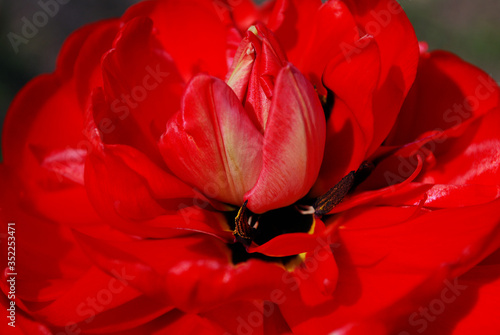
[252, 220, 259, 230]
[234, 200, 254, 241]
[314, 171, 355, 216]
[314, 161, 375, 216]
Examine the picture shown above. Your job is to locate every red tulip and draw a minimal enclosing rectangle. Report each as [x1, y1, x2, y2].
[1, 0, 499, 334]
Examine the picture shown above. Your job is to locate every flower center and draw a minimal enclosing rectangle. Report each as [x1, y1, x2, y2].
[231, 161, 374, 246]
[232, 200, 315, 246]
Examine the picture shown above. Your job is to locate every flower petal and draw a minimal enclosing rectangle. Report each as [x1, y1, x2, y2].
[267, 0, 323, 71]
[231, 0, 277, 32]
[245, 64, 326, 213]
[313, 37, 380, 195]
[280, 0, 359, 95]
[395, 249, 500, 334]
[387, 51, 500, 145]
[280, 199, 500, 333]
[123, 0, 234, 80]
[160, 74, 263, 206]
[97, 17, 185, 162]
[341, 0, 419, 155]
[73, 232, 286, 313]
[418, 107, 500, 186]
[247, 218, 327, 257]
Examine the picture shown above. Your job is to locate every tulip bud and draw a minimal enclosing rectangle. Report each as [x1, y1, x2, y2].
[226, 23, 288, 132]
[160, 23, 325, 214]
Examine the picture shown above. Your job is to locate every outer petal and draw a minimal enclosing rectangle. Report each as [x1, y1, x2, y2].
[386, 51, 500, 145]
[267, 0, 323, 71]
[73, 20, 120, 109]
[280, 200, 500, 334]
[159, 74, 263, 206]
[395, 250, 500, 335]
[278, 0, 359, 95]
[231, 0, 277, 32]
[313, 37, 380, 195]
[4, 266, 171, 334]
[201, 300, 294, 335]
[86, 89, 232, 240]
[341, 0, 419, 155]
[352, 108, 500, 210]
[313, 0, 419, 194]
[247, 218, 327, 257]
[418, 108, 500, 186]
[0, 169, 90, 306]
[1, 20, 118, 227]
[72, 232, 286, 313]
[96, 17, 185, 162]
[122, 0, 235, 80]
[246, 64, 326, 213]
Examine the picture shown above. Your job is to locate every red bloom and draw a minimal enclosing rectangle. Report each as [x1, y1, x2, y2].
[1, 0, 500, 334]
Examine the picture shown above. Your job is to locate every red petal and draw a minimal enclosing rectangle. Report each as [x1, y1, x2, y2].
[73, 232, 285, 313]
[97, 17, 185, 161]
[281, 1, 359, 95]
[160, 74, 263, 206]
[15, 266, 172, 333]
[417, 107, 500, 186]
[315, 0, 419, 193]
[245, 64, 326, 213]
[396, 249, 500, 334]
[201, 301, 267, 335]
[0, 194, 89, 305]
[73, 21, 120, 109]
[241, 23, 288, 131]
[231, 0, 277, 32]
[247, 218, 327, 257]
[267, 0, 323, 71]
[312, 100, 368, 196]
[341, 0, 419, 155]
[313, 37, 380, 195]
[123, 0, 234, 80]
[136, 311, 225, 335]
[387, 51, 500, 145]
[1, 22, 110, 226]
[85, 144, 194, 220]
[287, 241, 339, 306]
[280, 199, 500, 333]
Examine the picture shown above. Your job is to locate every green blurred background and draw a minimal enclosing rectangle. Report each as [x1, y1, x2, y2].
[1, 0, 499, 135]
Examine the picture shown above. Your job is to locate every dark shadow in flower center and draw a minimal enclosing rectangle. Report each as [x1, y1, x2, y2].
[226, 204, 314, 265]
[251, 205, 314, 245]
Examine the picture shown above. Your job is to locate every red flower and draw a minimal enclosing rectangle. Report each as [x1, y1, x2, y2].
[1, 0, 500, 334]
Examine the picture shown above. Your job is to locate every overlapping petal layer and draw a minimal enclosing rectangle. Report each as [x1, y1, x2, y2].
[1, 0, 500, 334]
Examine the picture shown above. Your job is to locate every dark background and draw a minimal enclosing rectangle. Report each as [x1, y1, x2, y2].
[1, 0, 499, 136]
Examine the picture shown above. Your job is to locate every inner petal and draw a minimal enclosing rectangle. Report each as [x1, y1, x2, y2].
[159, 74, 263, 206]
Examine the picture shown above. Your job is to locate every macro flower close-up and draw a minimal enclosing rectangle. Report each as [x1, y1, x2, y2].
[1, 0, 500, 334]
